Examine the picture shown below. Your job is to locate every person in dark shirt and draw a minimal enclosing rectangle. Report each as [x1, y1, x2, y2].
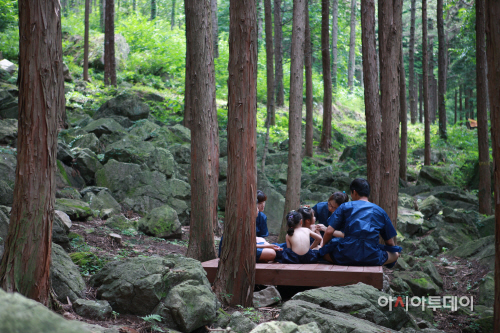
[256, 190, 269, 238]
[322, 178, 401, 267]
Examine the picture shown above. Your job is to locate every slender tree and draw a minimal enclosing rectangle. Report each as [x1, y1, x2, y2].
[104, 0, 116, 86]
[437, 0, 447, 139]
[459, 83, 463, 122]
[265, 0, 275, 125]
[212, 0, 219, 58]
[409, 0, 417, 124]
[274, 0, 284, 106]
[361, 0, 380, 205]
[465, 86, 470, 121]
[348, 0, 357, 91]
[484, 1, 500, 329]
[423, 0, 431, 165]
[214, 0, 257, 307]
[332, 0, 339, 95]
[257, 0, 263, 44]
[171, 0, 176, 30]
[278, 0, 306, 242]
[419, 75, 423, 123]
[83, 0, 90, 82]
[0, 0, 64, 305]
[400, 44, 407, 182]
[320, 0, 333, 152]
[378, 0, 402, 226]
[183, 1, 191, 129]
[454, 89, 457, 124]
[185, 0, 218, 262]
[305, 0, 314, 158]
[477, 0, 491, 215]
[100, 0, 105, 32]
[150, 0, 156, 20]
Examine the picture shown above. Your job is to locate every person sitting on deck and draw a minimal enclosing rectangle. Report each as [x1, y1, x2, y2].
[297, 205, 322, 249]
[321, 178, 401, 267]
[257, 236, 282, 262]
[312, 192, 349, 236]
[256, 190, 269, 238]
[280, 210, 322, 264]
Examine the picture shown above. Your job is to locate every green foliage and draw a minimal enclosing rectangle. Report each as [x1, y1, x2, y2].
[0, 26, 19, 61]
[235, 305, 262, 323]
[141, 314, 164, 332]
[70, 251, 107, 276]
[0, 0, 16, 32]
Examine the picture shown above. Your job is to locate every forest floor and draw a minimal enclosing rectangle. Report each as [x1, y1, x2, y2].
[60, 218, 489, 333]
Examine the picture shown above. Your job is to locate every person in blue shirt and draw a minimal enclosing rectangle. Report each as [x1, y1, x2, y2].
[321, 178, 401, 267]
[256, 190, 269, 237]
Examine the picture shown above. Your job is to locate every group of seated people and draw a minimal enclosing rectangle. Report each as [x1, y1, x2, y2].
[253, 178, 402, 267]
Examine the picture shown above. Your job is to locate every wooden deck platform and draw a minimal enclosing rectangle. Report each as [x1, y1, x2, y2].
[202, 259, 383, 289]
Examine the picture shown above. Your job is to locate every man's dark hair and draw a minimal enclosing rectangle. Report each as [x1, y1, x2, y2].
[349, 178, 370, 197]
[257, 190, 267, 203]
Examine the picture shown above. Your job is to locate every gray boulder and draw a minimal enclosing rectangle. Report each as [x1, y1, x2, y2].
[56, 160, 86, 190]
[94, 93, 149, 121]
[219, 136, 228, 157]
[73, 299, 112, 320]
[0, 151, 16, 205]
[279, 300, 398, 333]
[478, 272, 494, 307]
[0, 59, 17, 74]
[0, 206, 10, 259]
[103, 136, 155, 164]
[418, 195, 442, 218]
[73, 148, 102, 185]
[311, 166, 334, 186]
[412, 148, 446, 164]
[257, 171, 285, 234]
[52, 210, 72, 249]
[291, 283, 411, 330]
[250, 321, 321, 333]
[147, 147, 176, 178]
[447, 235, 495, 270]
[169, 144, 191, 164]
[390, 277, 412, 295]
[56, 187, 83, 200]
[253, 286, 281, 308]
[265, 152, 288, 165]
[57, 141, 74, 164]
[149, 125, 191, 148]
[138, 205, 182, 239]
[0, 119, 17, 146]
[0, 90, 18, 119]
[0, 289, 92, 333]
[168, 198, 190, 226]
[397, 207, 424, 236]
[393, 271, 441, 296]
[71, 133, 102, 154]
[443, 208, 481, 226]
[82, 118, 125, 138]
[83, 189, 121, 218]
[399, 185, 431, 197]
[62, 62, 73, 82]
[398, 193, 415, 209]
[127, 119, 160, 140]
[412, 261, 443, 287]
[477, 215, 495, 238]
[51, 243, 86, 303]
[431, 221, 480, 251]
[417, 166, 453, 187]
[55, 198, 93, 220]
[339, 144, 367, 163]
[430, 188, 479, 210]
[105, 215, 137, 231]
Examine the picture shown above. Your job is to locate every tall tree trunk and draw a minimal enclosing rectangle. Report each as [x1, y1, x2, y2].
[419, 75, 423, 123]
[320, 0, 333, 152]
[484, 1, 500, 329]
[185, 0, 218, 262]
[437, 0, 447, 139]
[183, 2, 191, 129]
[454, 89, 457, 124]
[428, 18, 436, 124]
[212, 0, 219, 58]
[423, 0, 431, 166]
[104, 0, 116, 86]
[171, 0, 176, 30]
[278, 0, 306, 242]
[133, 0, 135, 12]
[274, 0, 284, 106]
[465, 87, 470, 121]
[332, 0, 339, 96]
[100, 0, 105, 32]
[409, 0, 417, 124]
[348, 0, 357, 91]
[477, 0, 491, 215]
[150, 0, 156, 20]
[265, 0, 275, 125]
[305, 0, 313, 158]
[0, 0, 63, 305]
[257, 0, 263, 46]
[361, 0, 381, 205]
[399, 44, 407, 182]
[459, 83, 463, 122]
[378, 0, 402, 228]
[214, 0, 257, 308]
[84, 0, 90, 82]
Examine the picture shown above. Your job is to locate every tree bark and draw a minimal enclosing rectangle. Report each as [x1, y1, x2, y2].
[459, 83, 463, 122]
[428, 19, 437, 124]
[348, 0, 357, 91]
[214, 0, 257, 308]
[212, 0, 219, 58]
[274, 0, 284, 106]
[171, 0, 176, 30]
[419, 75, 422, 123]
[437, 0, 447, 139]
[0, 0, 64, 305]
[332, 0, 339, 96]
[399, 44, 407, 182]
[484, 1, 500, 329]
[409, 0, 417, 124]
[257, 0, 263, 46]
[183, 2, 191, 129]
[305, 0, 313, 158]
[465, 86, 470, 121]
[378, 0, 402, 228]
[320, 0, 333, 152]
[265, 0, 275, 125]
[100, 0, 105, 32]
[454, 89, 457, 124]
[104, 0, 116, 86]
[278, 0, 306, 242]
[84, 0, 90, 82]
[185, 0, 218, 262]
[361, 0, 381, 205]
[477, 0, 491, 216]
[423, 0, 431, 166]
[150, 0, 156, 20]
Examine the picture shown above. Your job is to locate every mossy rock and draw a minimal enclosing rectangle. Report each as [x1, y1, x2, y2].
[105, 215, 137, 231]
[417, 165, 454, 187]
[138, 205, 182, 239]
[70, 252, 99, 267]
[55, 198, 93, 220]
[393, 271, 441, 296]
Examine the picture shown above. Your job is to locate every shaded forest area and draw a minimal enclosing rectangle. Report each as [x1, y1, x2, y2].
[0, 0, 499, 332]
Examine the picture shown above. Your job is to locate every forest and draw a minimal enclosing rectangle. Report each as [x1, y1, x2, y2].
[0, 0, 499, 332]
